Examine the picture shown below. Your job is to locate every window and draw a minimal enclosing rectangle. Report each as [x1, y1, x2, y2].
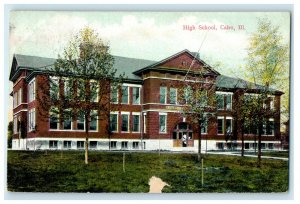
[121, 86, 129, 104]
[90, 81, 98, 102]
[245, 143, 250, 149]
[121, 141, 128, 149]
[143, 113, 147, 133]
[110, 113, 118, 132]
[217, 117, 224, 134]
[77, 141, 84, 149]
[266, 119, 274, 135]
[217, 94, 224, 110]
[132, 114, 140, 132]
[28, 78, 35, 102]
[226, 118, 232, 134]
[110, 141, 117, 149]
[28, 108, 36, 131]
[63, 109, 72, 130]
[90, 110, 98, 131]
[160, 87, 167, 104]
[201, 117, 208, 134]
[49, 140, 58, 149]
[89, 141, 97, 149]
[77, 79, 85, 101]
[217, 142, 224, 150]
[270, 97, 275, 110]
[183, 86, 192, 104]
[159, 113, 167, 133]
[64, 79, 72, 100]
[170, 88, 177, 104]
[121, 113, 129, 132]
[63, 141, 72, 149]
[133, 142, 139, 149]
[49, 110, 59, 130]
[77, 111, 85, 130]
[111, 86, 118, 103]
[49, 77, 59, 100]
[132, 87, 140, 104]
[268, 143, 274, 149]
[13, 116, 17, 134]
[225, 95, 232, 110]
[18, 88, 22, 105]
[217, 93, 232, 110]
[202, 91, 208, 107]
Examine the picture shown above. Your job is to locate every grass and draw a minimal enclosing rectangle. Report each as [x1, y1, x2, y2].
[230, 150, 289, 158]
[7, 150, 289, 193]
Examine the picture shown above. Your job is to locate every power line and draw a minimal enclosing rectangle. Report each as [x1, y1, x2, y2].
[183, 30, 209, 82]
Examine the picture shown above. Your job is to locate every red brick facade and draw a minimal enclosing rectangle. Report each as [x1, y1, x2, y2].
[10, 50, 283, 150]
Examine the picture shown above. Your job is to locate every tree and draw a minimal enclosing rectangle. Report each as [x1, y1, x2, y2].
[7, 121, 13, 148]
[245, 17, 289, 130]
[37, 27, 124, 164]
[245, 18, 288, 166]
[179, 62, 216, 162]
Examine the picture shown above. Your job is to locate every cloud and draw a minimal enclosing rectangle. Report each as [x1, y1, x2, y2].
[10, 12, 249, 73]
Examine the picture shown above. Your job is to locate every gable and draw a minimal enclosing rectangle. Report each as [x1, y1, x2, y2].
[133, 49, 220, 76]
[157, 51, 204, 71]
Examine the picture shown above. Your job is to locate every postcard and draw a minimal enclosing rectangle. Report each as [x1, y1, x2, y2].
[7, 11, 290, 194]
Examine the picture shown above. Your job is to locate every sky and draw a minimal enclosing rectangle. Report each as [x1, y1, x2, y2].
[7, 11, 291, 121]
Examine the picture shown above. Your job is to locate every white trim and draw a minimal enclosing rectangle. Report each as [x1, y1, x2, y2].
[90, 110, 98, 132]
[90, 80, 99, 102]
[160, 86, 167, 104]
[144, 109, 182, 113]
[110, 85, 119, 104]
[143, 103, 186, 106]
[217, 116, 225, 135]
[121, 112, 130, 132]
[269, 118, 274, 121]
[121, 85, 129, 104]
[132, 86, 141, 105]
[132, 113, 141, 133]
[170, 87, 177, 105]
[143, 113, 147, 133]
[110, 112, 118, 133]
[244, 93, 259, 96]
[142, 76, 214, 84]
[159, 113, 167, 134]
[28, 77, 36, 102]
[122, 83, 142, 88]
[13, 109, 28, 115]
[225, 116, 233, 119]
[216, 91, 233, 95]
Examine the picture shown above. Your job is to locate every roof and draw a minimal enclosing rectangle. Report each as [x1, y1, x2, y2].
[9, 53, 283, 95]
[10, 54, 155, 82]
[216, 75, 283, 95]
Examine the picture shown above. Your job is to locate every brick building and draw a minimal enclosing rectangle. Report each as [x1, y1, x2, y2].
[9, 49, 283, 151]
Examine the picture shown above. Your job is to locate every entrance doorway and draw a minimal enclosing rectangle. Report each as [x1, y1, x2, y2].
[172, 122, 194, 147]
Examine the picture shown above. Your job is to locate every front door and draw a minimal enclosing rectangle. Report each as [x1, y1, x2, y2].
[172, 123, 193, 147]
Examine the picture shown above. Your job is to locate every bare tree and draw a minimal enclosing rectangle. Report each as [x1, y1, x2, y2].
[178, 63, 216, 162]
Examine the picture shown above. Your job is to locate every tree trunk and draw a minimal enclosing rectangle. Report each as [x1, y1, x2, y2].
[85, 135, 89, 165]
[241, 132, 245, 157]
[198, 119, 202, 162]
[241, 121, 245, 157]
[257, 119, 262, 168]
[85, 118, 89, 165]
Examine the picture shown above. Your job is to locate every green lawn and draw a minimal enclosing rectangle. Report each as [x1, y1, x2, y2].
[7, 151, 289, 193]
